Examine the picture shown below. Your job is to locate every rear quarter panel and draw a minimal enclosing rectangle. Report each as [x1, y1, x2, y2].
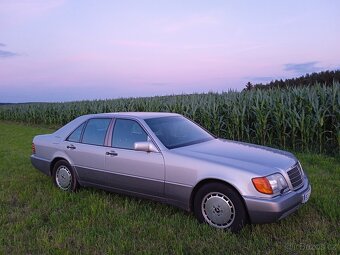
[33, 134, 75, 166]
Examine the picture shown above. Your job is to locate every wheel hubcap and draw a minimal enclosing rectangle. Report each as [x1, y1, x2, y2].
[201, 192, 235, 228]
[56, 165, 72, 190]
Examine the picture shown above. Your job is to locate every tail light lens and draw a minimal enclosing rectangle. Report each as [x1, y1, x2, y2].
[32, 143, 36, 154]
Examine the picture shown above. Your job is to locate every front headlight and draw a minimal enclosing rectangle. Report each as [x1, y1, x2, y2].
[252, 173, 288, 195]
[267, 173, 288, 194]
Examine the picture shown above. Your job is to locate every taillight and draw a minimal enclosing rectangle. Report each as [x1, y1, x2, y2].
[32, 143, 36, 154]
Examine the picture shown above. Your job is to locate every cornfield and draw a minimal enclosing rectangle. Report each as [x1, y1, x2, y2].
[1, 83, 339, 155]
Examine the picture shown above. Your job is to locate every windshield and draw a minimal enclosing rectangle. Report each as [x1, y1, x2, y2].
[145, 116, 214, 149]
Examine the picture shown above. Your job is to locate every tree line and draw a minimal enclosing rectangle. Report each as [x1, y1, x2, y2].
[244, 70, 340, 90]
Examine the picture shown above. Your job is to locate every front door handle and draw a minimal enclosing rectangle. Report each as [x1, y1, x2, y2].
[106, 151, 118, 156]
[67, 145, 76, 150]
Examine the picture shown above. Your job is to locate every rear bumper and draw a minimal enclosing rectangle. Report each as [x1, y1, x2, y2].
[31, 155, 51, 176]
[244, 177, 311, 224]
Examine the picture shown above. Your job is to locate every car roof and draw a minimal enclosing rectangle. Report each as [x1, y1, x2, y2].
[88, 112, 181, 120]
[53, 112, 181, 138]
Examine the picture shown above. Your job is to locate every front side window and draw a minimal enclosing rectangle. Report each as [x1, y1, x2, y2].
[145, 116, 214, 149]
[112, 119, 148, 149]
[67, 122, 85, 142]
[82, 118, 111, 146]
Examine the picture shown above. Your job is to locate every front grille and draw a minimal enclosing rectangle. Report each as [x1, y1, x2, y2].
[287, 164, 303, 190]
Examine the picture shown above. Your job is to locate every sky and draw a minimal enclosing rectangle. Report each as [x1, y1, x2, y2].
[0, 0, 339, 102]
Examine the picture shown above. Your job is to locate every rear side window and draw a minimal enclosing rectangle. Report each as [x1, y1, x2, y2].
[112, 119, 148, 149]
[67, 123, 85, 142]
[82, 118, 111, 146]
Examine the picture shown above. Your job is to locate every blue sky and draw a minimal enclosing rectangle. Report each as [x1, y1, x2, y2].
[0, 0, 339, 102]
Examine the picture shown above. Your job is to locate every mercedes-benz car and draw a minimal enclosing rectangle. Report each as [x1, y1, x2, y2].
[31, 112, 311, 232]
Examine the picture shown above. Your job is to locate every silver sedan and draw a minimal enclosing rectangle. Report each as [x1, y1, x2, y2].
[31, 112, 311, 232]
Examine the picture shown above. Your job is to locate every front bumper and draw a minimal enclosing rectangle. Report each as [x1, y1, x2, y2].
[244, 177, 311, 224]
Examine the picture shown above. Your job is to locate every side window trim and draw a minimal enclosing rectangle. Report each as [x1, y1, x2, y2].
[104, 118, 115, 146]
[80, 118, 112, 147]
[79, 119, 88, 143]
[66, 121, 86, 143]
[111, 118, 146, 150]
[110, 117, 160, 152]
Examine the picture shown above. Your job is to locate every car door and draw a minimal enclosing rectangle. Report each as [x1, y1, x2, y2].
[64, 118, 111, 184]
[105, 118, 165, 197]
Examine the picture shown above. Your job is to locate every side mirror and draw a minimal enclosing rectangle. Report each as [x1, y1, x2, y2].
[134, 141, 158, 153]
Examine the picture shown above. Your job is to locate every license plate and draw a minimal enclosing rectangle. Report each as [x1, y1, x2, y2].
[302, 186, 311, 203]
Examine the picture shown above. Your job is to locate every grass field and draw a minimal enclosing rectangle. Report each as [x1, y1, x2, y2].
[0, 122, 339, 254]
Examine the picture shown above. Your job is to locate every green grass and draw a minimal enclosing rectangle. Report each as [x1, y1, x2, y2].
[0, 122, 339, 254]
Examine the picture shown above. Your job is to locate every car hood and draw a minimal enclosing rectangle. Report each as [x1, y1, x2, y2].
[172, 139, 297, 176]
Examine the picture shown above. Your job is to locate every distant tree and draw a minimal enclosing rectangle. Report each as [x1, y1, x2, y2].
[245, 82, 253, 91]
[244, 70, 340, 90]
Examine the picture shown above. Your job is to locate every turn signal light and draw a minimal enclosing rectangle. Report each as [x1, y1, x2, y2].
[252, 177, 273, 194]
[32, 143, 36, 154]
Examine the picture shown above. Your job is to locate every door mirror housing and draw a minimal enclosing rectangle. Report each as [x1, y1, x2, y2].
[134, 141, 158, 153]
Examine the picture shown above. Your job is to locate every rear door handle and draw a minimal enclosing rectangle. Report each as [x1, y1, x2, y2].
[106, 150, 118, 156]
[67, 145, 76, 150]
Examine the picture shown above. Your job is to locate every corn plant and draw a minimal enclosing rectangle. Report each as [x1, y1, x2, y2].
[0, 82, 339, 155]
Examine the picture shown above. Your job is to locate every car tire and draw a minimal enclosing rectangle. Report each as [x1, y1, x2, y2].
[52, 160, 78, 192]
[194, 182, 248, 232]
